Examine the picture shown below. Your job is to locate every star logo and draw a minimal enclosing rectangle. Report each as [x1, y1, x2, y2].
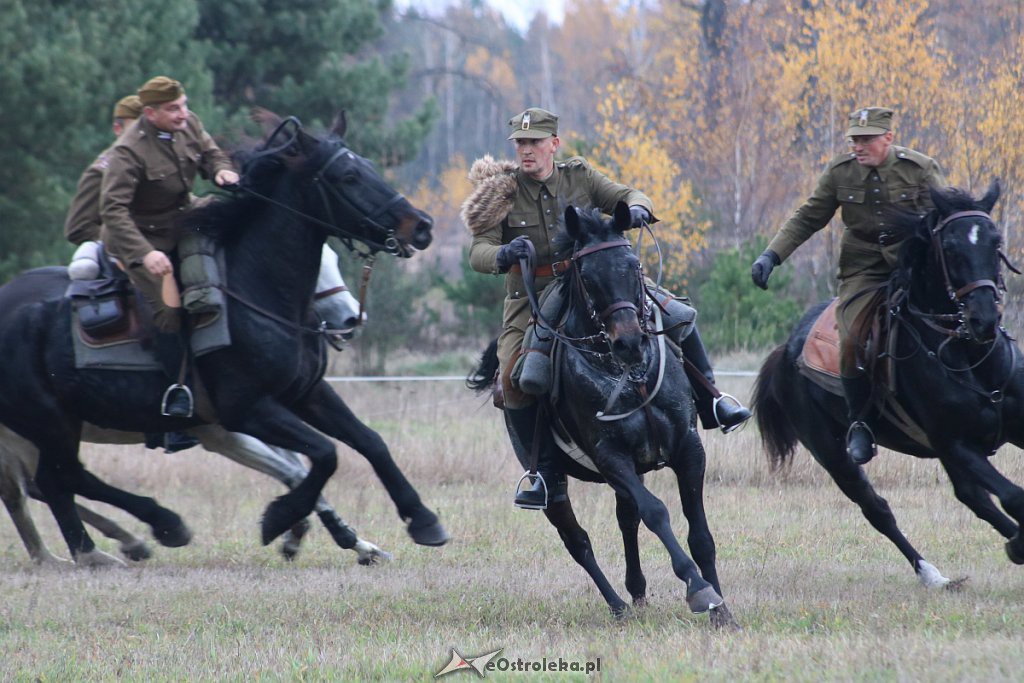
[434, 648, 503, 678]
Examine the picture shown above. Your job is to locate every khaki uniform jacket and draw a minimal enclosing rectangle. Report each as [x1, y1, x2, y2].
[468, 156, 653, 300]
[64, 146, 115, 245]
[767, 145, 946, 273]
[100, 113, 234, 267]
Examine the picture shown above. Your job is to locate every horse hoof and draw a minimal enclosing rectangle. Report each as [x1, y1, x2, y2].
[407, 518, 450, 547]
[1005, 534, 1024, 565]
[153, 522, 192, 548]
[121, 540, 153, 562]
[686, 586, 724, 614]
[356, 544, 393, 566]
[632, 596, 648, 609]
[74, 548, 127, 568]
[709, 603, 741, 631]
[610, 603, 632, 621]
[261, 498, 304, 545]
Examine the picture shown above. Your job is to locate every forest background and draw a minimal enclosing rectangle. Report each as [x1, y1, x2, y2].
[3, 0, 1023, 373]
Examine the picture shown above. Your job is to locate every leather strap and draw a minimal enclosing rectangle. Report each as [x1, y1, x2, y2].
[509, 258, 572, 277]
[846, 226, 911, 246]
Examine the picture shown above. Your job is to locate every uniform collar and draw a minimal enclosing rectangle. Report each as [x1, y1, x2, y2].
[517, 163, 561, 200]
[856, 147, 897, 182]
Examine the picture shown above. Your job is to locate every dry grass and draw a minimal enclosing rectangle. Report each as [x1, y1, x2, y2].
[2, 368, 1024, 681]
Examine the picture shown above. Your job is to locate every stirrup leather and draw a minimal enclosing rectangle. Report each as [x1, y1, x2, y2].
[712, 392, 749, 434]
[161, 383, 194, 418]
[514, 470, 549, 510]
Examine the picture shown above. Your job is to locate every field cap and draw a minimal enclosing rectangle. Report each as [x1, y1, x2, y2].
[139, 76, 185, 106]
[112, 95, 143, 120]
[508, 107, 558, 140]
[846, 107, 893, 137]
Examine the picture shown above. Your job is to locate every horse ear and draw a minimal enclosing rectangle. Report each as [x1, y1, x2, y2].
[250, 107, 282, 135]
[979, 178, 1001, 214]
[565, 206, 582, 240]
[613, 201, 631, 232]
[332, 111, 348, 139]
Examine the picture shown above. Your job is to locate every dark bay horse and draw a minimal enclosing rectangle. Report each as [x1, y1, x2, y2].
[471, 204, 733, 625]
[0, 112, 448, 562]
[754, 181, 1024, 587]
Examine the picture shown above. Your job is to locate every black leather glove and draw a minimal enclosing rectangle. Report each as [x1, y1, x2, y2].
[629, 205, 651, 228]
[751, 250, 781, 290]
[495, 235, 532, 272]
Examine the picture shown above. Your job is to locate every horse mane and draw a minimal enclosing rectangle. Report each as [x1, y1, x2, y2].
[552, 207, 616, 254]
[186, 130, 345, 245]
[891, 185, 989, 289]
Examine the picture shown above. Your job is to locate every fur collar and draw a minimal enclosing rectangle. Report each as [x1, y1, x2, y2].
[460, 155, 519, 235]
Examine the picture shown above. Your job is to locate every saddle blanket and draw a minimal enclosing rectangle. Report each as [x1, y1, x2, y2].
[71, 306, 230, 371]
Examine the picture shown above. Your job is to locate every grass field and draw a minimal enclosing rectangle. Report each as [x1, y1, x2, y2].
[2, 357, 1024, 681]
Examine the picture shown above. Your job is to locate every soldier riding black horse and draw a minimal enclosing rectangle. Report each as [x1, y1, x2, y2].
[754, 181, 1024, 587]
[471, 204, 735, 625]
[0, 111, 448, 562]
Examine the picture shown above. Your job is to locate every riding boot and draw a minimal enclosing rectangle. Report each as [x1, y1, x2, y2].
[154, 331, 193, 418]
[518, 283, 567, 396]
[144, 431, 200, 454]
[505, 403, 567, 510]
[678, 325, 752, 433]
[842, 374, 878, 465]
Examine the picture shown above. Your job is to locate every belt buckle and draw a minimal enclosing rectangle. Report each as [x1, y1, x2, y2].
[878, 231, 893, 246]
[550, 260, 565, 276]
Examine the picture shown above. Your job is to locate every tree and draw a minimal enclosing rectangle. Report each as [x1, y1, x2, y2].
[196, 0, 435, 164]
[0, 0, 213, 281]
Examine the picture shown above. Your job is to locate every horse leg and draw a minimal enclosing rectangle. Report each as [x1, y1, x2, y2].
[803, 425, 952, 587]
[291, 382, 448, 547]
[544, 497, 630, 617]
[219, 396, 341, 546]
[0, 471, 68, 566]
[939, 446, 1024, 564]
[939, 459, 1018, 538]
[599, 456, 722, 614]
[23, 478, 152, 562]
[614, 492, 647, 606]
[191, 425, 389, 563]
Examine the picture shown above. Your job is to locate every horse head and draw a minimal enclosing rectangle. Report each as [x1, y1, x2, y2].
[562, 202, 646, 366]
[313, 244, 365, 348]
[246, 108, 433, 257]
[910, 180, 1004, 343]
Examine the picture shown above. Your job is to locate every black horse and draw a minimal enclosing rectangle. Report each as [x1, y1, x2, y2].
[0, 111, 448, 561]
[754, 181, 1024, 587]
[471, 204, 733, 624]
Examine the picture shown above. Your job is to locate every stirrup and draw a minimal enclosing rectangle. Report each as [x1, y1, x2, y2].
[713, 393, 750, 434]
[161, 383, 194, 418]
[846, 421, 877, 463]
[514, 471, 549, 510]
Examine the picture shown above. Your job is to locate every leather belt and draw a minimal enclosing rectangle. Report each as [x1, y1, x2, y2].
[509, 258, 572, 277]
[846, 226, 910, 246]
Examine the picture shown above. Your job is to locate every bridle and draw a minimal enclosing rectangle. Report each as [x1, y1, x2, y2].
[235, 116, 411, 257]
[930, 210, 1004, 306]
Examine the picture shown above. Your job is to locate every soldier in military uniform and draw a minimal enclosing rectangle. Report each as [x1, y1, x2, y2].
[751, 106, 946, 465]
[65, 95, 144, 252]
[100, 76, 239, 418]
[463, 107, 750, 509]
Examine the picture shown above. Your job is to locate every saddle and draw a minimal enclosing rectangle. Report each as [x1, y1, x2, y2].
[797, 298, 932, 449]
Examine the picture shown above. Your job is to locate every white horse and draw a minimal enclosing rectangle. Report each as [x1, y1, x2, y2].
[0, 245, 386, 567]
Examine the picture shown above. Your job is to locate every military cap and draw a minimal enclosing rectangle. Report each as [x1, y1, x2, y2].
[508, 107, 558, 140]
[846, 107, 894, 137]
[138, 76, 185, 106]
[112, 95, 143, 121]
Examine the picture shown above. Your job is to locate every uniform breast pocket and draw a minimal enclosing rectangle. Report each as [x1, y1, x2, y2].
[505, 211, 542, 239]
[836, 186, 866, 205]
[145, 162, 179, 183]
[889, 184, 920, 209]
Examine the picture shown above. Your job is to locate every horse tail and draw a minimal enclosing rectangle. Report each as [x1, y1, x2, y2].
[752, 343, 799, 471]
[466, 337, 499, 393]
